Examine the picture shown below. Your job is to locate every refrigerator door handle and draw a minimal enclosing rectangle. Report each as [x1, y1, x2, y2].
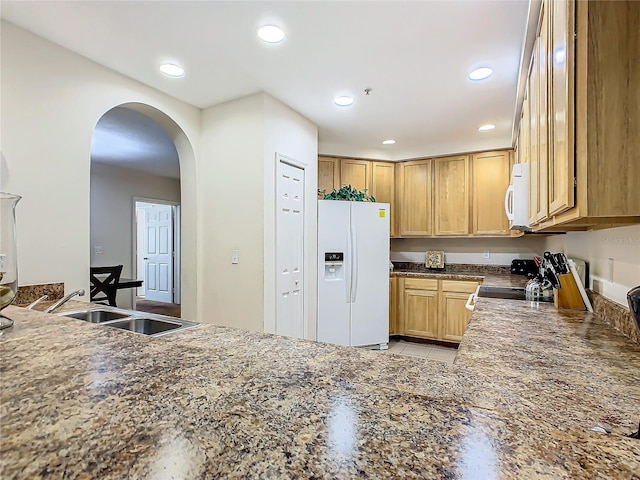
[351, 224, 358, 302]
[346, 227, 352, 304]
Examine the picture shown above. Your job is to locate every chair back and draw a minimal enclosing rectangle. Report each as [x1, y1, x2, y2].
[90, 265, 123, 306]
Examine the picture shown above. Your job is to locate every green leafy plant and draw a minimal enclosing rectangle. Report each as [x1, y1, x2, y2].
[319, 185, 376, 202]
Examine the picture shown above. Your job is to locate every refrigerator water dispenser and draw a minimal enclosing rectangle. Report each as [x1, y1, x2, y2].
[324, 252, 344, 281]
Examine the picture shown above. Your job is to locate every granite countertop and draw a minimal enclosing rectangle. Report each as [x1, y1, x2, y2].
[1, 296, 639, 478]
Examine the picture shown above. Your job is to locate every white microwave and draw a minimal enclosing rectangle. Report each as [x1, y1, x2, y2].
[504, 163, 530, 231]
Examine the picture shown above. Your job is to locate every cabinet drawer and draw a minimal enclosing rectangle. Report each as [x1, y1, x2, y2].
[441, 280, 479, 293]
[403, 277, 438, 291]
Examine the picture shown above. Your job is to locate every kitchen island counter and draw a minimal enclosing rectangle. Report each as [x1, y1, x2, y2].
[1, 297, 639, 478]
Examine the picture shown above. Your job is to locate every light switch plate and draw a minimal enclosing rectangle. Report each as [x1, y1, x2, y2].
[231, 250, 239, 264]
[94, 246, 103, 255]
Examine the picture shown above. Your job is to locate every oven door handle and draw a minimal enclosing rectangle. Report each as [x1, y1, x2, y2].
[465, 286, 481, 312]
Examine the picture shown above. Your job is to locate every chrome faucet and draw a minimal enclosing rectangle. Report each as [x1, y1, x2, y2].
[45, 289, 85, 313]
[26, 295, 49, 310]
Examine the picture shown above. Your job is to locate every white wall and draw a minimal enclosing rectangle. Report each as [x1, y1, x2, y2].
[90, 162, 181, 308]
[198, 93, 318, 335]
[1, 22, 200, 318]
[544, 224, 640, 306]
[391, 236, 548, 265]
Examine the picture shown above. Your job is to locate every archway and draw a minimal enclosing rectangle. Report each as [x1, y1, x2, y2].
[90, 102, 197, 319]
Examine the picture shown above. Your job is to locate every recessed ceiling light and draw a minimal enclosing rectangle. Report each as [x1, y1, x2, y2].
[335, 96, 354, 107]
[258, 25, 285, 43]
[468, 67, 493, 81]
[160, 63, 185, 77]
[382, 139, 396, 145]
[478, 124, 496, 132]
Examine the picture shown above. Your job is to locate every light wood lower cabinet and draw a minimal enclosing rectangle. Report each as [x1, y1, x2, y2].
[389, 277, 398, 335]
[393, 277, 479, 343]
[400, 278, 439, 338]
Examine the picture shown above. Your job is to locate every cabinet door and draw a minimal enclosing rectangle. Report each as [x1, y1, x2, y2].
[537, 0, 549, 223]
[548, 0, 575, 216]
[439, 291, 474, 342]
[402, 287, 438, 339]
[371, 162, 396, 237]
[389, 276, 398, 335]
[528, 40, 540, 226]
[318, 157, 340, 196]
[340, 159, 370, 193]
[398, 160, 432, 236]
[472, 151, 511, 235]
[434, 155, 470, 235]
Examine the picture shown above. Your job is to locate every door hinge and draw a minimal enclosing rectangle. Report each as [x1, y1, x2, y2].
[574, 177, 577, 187]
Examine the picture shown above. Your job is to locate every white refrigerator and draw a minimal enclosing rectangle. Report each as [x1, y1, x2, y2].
[317, 200, 390, 349]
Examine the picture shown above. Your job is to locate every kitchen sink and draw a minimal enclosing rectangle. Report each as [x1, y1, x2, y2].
[57, 306, 198, 337]
[63, 309, 131, 323]
[104, 318, 183, 335]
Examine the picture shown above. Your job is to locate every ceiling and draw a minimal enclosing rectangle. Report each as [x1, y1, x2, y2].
[92, 107, 180, 179]
[2, 0, 531, 171]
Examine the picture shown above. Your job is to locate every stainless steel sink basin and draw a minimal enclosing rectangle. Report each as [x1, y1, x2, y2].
[63, 309, 130, 323]
[104, 318, 182, 335]
[56, 306, 198, 337]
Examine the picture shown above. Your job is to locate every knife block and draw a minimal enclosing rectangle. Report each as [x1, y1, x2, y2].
[554, 273, 586, 309]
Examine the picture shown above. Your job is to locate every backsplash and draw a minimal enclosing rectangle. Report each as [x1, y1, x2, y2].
[588, 290, 639, 345]
[392, 262, 511, 274]
[14, 283, 64, 306]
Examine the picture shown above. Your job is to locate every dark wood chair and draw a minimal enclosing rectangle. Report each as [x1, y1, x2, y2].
[90, 265, 123, 306]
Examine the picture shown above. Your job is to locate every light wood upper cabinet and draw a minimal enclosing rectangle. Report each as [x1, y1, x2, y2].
[536, 0, 549, 223]
[371, 162, 396, 237]
[548, 0, 575, 216]
[397, 160, 433, 236]
[434, 155, 470, 235]
[400, 278, 438, 339]
[528, 38, 541, 226]
[318, 156, 340, 196]
[340, 159, 370, 193]
[472, 151, 511, 235]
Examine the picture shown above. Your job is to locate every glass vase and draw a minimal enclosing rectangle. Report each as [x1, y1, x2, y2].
[1, 192, 21, 329]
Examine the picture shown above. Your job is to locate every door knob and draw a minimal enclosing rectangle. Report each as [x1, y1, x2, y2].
[143, 257, 149, 260]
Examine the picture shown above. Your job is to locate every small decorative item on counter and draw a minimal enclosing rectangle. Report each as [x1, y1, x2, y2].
[425, 250, 445, 269]
[0, 192, 22, 329]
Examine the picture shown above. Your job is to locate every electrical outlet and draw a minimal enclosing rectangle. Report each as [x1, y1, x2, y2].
[483, 250, 490, 259]
[231, 250, 239, 264]
[608, 258, 614, 282]
[94, 246, 103, 255]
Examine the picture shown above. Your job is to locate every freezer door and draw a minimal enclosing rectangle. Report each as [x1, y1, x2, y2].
[349, 202, 390, 346]
[317, 201, 351, 345]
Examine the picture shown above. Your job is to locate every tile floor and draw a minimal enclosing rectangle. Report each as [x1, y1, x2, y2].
[381, 338, 458, 364]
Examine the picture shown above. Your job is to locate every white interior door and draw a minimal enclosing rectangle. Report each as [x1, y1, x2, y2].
[276, 160, 305, 338]
[143, 204, 173, 303]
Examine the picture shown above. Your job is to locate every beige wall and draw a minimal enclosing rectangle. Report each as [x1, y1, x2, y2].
[391, 236, 548, 265]
[263, 94, 318, 339]
[90, 162, 181, 308]
[544, 224, 640, 306]
[1, 22, 200, 317]
[199, 93, 318, 335]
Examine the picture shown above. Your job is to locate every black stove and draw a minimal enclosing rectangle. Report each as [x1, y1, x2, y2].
[477, 286, 527, 300]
